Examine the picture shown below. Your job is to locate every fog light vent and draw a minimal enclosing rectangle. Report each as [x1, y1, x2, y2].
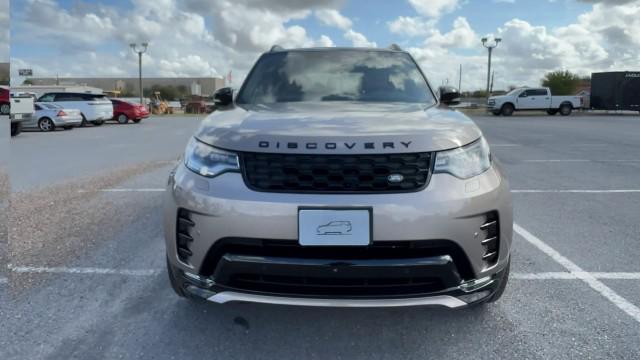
[176, 209, 195, 264]
[480, 211, 499, 265]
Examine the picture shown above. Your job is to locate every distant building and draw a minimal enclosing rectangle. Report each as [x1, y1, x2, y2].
[27, 76, 226, 96]
[11, 85, 104, 98]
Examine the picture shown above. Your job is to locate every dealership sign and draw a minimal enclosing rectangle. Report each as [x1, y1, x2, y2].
[18, 69, 33, 76]
[626, 73, 640, 78]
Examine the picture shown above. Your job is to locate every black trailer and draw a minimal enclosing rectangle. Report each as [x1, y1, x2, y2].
[591, 71, 640, 112]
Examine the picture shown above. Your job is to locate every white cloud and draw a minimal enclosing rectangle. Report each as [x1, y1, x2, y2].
[315, 9, 352, 30]
[406, 0, 640, 91]
[425, 17, 477, 48]
[344, 29, 377, 47]
[9, 0, 640, 94]
[408, 0, 459, 18]
[10, 0, 341, 84]
[388, 16, 435, 37]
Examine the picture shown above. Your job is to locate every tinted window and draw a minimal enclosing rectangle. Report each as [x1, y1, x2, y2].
[533, 89, 548, 96]
[237, 50, 435, 105]
[84, 94, 107, 101]
[55, 93, 85, 101]
[38, 94, 55, 102]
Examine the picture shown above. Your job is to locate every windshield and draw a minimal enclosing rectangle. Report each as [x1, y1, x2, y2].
[236, 50, 435, 105]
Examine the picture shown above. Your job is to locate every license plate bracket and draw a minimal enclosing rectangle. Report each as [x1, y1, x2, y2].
[298, 208, 372, 246]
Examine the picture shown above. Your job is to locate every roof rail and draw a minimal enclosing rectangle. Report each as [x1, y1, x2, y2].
[389, 43, 403, 51]
[270, 45, 285, 52]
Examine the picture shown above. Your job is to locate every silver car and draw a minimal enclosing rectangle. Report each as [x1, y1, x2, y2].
[24, 103, 83, 131]
[164, 46, 513, 309]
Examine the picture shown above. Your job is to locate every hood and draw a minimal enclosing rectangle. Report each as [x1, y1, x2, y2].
[194, 102, 482, 154]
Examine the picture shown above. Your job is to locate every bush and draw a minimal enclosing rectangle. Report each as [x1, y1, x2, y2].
[542, 71, 580, 95]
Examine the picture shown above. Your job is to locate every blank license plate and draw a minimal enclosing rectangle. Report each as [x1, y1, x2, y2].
[298, 209, 371, 246]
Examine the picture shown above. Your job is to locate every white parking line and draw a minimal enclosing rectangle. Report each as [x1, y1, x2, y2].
[523, 159, 640, 163]
[514, 224, 640, 324]
[81, 188, 640, 194]
[512, 190, 640, 194]
[8, 264, 640, 281]
[0, 277, 7, 284]
[78, 188, 165, 193]
[512, 272, 640, 280]
[8, 264, 161, 276]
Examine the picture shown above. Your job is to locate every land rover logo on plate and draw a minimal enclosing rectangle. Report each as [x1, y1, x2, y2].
[388, 174, 404, 183]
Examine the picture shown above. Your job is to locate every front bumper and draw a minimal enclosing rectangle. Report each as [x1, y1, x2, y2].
[54, 116, 82, 126]
[164, 160, 512, 306]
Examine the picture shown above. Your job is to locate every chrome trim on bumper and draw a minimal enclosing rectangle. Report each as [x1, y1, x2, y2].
[207, 291, 468, 308]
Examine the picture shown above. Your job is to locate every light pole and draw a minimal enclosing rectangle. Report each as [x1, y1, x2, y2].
[481, 37, 501, 100]
[130, 42, 149, 106]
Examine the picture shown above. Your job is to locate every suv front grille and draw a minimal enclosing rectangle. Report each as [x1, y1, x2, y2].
[241, 152, 432, 193]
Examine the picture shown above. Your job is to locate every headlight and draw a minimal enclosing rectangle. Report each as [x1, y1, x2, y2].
[184, 137, 240, 177]
[434, 137, 491, 179]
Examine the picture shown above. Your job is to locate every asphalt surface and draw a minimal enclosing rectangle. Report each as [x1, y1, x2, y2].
[2, 114, 640, 359]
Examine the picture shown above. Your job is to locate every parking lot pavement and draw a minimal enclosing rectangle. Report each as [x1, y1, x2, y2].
[9, 116, 203, 191]
[2, 114, 640, 359]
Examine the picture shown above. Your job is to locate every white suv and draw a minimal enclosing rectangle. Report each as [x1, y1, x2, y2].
[37, 92, 113, 126]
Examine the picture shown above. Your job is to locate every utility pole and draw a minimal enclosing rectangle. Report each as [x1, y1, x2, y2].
[458, 64, 462, 94]
[490, 71, 495, 94]
[481, 37, 501, 100]
[130, 42, 149, 106]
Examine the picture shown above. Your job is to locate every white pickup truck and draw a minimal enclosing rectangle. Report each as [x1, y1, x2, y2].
[10, 95, 35, 136]
[487, 87, 583, 116]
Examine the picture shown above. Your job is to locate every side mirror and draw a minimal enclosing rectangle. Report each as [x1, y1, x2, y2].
[438, 86, 461, 106]
[213, 87, 233, 106]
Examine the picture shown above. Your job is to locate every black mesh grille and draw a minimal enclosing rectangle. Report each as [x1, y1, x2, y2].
[241, 152, 432, 193]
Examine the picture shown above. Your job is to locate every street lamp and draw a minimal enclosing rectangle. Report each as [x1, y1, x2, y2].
[481, 37, 501, 100]
[130, 42, 149, 106]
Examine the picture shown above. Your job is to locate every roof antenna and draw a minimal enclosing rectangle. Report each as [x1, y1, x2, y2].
[389, 44, 403, 51]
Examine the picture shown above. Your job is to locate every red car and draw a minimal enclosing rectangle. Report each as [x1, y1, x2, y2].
[111, 99, 150, 124]
[0, 86, 10, 115]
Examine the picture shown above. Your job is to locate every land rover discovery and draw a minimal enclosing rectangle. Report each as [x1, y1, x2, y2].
[164, 46, 512, 308]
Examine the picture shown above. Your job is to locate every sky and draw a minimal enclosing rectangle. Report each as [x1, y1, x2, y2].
[5, 0, 640, 91]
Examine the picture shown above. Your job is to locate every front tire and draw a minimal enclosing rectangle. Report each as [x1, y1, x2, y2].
[559, 104, 572, 116]
[0, 103, 9, 115]
[38, 117, 56, 132]
[117, 114, 129, 124]
[501, 103, 515, 117]
[92, 120, 104, 126]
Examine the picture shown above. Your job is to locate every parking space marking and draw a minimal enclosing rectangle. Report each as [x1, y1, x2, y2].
[513, 272, 640, 280]
[0, 277, 7, 284]
[8, 264, 161, 276]
[512, 190, 640, 193]
[85, 189, 640, 194]
[78, 188, 165, 193]
[7, 264, 640, 282]
[514, 223, 640, 324]
[523, 159, 640, 163]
